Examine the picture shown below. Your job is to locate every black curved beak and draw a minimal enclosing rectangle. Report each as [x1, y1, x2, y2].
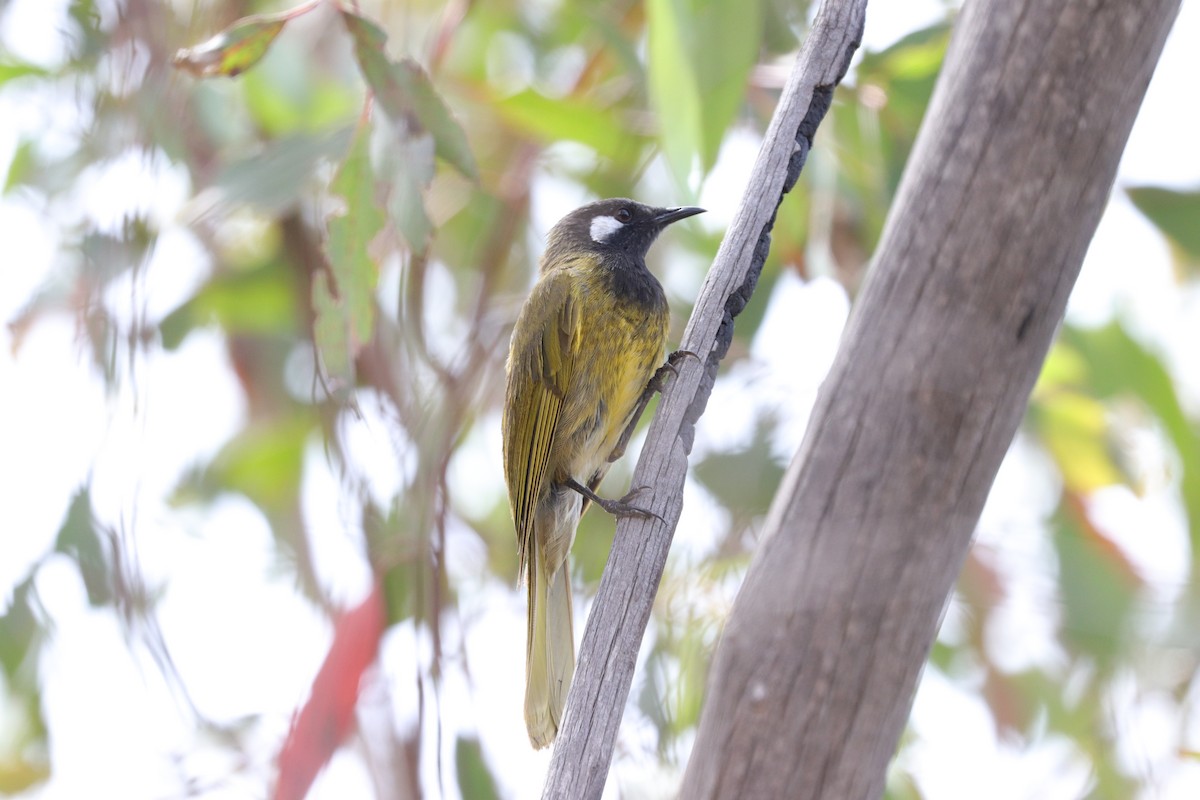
[654, 206, 706, 227]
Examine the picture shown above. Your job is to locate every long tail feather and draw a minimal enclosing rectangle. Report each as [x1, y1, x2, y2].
[524, 537, 575, 749]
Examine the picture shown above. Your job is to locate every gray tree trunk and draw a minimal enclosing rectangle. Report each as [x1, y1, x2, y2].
[681, 0, 1180, 798]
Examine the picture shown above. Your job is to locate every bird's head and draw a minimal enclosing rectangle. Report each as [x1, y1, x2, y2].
[542, 198, 705, 269]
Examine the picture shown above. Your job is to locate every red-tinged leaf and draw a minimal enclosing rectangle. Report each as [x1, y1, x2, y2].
[274, 583, 387, 800]
[1053, 492, 1141, 663]
[173, 18, 286, 78]
[172, 1, 322, 78]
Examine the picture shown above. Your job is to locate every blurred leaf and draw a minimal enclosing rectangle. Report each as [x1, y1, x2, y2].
[312, 272, 353, 385]
[0, 578, 49, 794]
[649, 0, 763, 186]
[275, 584, 386, 800]
[647, 0, 703, 190]
[342, 9, 479, 180]
[762, 0, 804, 54]
[455, 737, 501, 800]
[173, 16, 287, 79]
[315, 123, 385, 386]
[1127, 186, 1200, 275]
[53, 489, 112, 607]
[1033, 342, 1089, 395]
[214, 126, 355, 214]
[826, 93, 890, 252]
[242, 62, 362, 137]
[66, 0, 104, 63]
[0, 579, 39, 680]
[855, 23, 950, 191]
[196, 417, 312, 512]
[638, 646, 671, 738]
[689, 0, 762, 170]
[1064, 323, 1200, 570]
[1052, 497, 1140, 664]
[694, 418, 785, 518]
[377, 121, 435, 253]
[493, 89, 647, 164]
[159, 256, 299, 350]
[0, 61, 49, 85]
[3, 139, 37, 193]
[0, 755, 51, 795]
[1028, 391, 1122, 492]
[365, 504, 420, 625]
[672, 626, 709, 737]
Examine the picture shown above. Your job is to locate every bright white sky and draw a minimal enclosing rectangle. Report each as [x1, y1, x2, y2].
[2, 1, 1199, 798]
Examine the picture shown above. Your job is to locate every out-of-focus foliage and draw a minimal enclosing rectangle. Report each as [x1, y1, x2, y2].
[1127, 185, 1200, 277]
[2, 0, 1198, 798]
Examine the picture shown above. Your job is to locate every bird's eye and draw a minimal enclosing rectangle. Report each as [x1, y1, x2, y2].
[614, 207, 633, 223]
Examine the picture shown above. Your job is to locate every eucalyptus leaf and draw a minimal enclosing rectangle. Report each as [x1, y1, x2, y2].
[314, 123, 385, 386]
[214, 127, 354, 214]
[1127, 185, 1200, 273]
[342, 10, 478, 180]
[54, 489, 111, 607]
[455, 737, 501, 800]
[173, 17, 287, 79]
[647, 0, 703, 191]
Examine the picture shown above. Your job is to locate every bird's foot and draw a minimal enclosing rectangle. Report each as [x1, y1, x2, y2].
[566, 479, 663, 523]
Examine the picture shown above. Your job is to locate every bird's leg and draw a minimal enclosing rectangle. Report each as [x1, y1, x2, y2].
[607, 349, 699, 463]
[565, 478, 663, 523]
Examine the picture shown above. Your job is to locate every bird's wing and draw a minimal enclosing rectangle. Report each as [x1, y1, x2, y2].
[503, 268, 581, 575]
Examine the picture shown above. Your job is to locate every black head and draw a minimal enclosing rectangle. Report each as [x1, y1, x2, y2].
[542, 198, 705, 270]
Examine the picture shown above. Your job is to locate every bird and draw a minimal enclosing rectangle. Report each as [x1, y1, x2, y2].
[502, 198, 704, 748]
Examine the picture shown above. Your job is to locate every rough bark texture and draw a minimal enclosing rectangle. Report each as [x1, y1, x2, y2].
[539, 2, 867, 798]
[680, 0, 1181, 798]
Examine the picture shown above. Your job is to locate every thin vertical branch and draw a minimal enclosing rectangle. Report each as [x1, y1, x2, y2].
[540, 2, 868, 797]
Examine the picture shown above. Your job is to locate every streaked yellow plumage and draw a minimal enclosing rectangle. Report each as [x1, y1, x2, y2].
[501, 198, 702, 748]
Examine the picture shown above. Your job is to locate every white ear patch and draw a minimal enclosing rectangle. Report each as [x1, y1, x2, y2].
[589, 215, 624, 243]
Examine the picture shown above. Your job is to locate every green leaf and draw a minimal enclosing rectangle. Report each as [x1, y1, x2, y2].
[54, 489, 112, 607]
[0, 578, 50, 793]
[1028, 391, 1122, 492]
[493, 90, 647, 164]
[365, 504, 417, 625]
[1052, 507, 1139, 665]
[0, 61, 50, 86]
[694, 418, 785, 519]
[0, 579, 39, 679]
[172, 17, 287, 79]
[242, 66, 362, 137]
[455, 737, 501, 800]
[171, 1, 324, 79]
[647, 0, 703, 191]
[341, 10, 478, 180]
[214, 126, 355, 213]
[375, 119, 435, 254]
[856, 23, 951, 192]
[1127, 185, 1200, 275]
[312, 271, 353, 386]
[1063, 324, 1200, 581]
[190, 417, 312, 512]
[3, 139, 37, 194]
[690, 0, 762, 170]
[159, 257, 299, 350]
[315, 122, 385, 388]
[648, 0, 763, 187]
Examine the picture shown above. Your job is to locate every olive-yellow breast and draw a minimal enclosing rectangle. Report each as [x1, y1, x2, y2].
[502, 198, 703, 748]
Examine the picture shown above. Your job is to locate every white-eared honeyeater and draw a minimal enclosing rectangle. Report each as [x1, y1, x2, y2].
[502, 198, 704, 748]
